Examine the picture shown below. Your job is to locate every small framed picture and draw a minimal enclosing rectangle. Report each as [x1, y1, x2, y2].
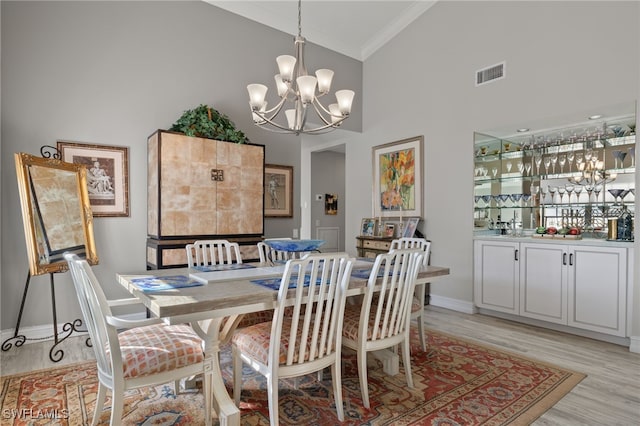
[403, 217, 420, 238]
[384, 223, 395, 237]
[361, 218, 377, 237]
[57, 140, 129, 217]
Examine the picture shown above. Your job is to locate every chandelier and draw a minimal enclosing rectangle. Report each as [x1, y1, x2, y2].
[247, 0, 355, 135]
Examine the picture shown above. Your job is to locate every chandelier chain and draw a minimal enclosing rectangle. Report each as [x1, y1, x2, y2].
[297, 0, 302, 37]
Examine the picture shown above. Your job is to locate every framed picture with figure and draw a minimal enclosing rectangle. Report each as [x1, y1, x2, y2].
[361, 218, 377, 237]
[57, 140, 129, 217]
[264, 164, 293, 217]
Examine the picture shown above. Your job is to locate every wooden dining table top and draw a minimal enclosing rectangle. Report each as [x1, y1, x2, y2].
[116, 261, 450, 323]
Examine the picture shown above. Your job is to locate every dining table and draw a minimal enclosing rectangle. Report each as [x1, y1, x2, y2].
[116, 258, 450, 426]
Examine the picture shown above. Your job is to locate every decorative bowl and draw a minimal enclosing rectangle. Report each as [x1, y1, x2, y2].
[265, 239, 325, 252]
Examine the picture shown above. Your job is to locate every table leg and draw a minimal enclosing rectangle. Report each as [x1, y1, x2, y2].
[192, 318, 241, 426]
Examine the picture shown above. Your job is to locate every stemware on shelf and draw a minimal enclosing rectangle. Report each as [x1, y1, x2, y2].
[543, 156, 551, 175]
[559, 154, 566, 174]
[521, 193, 532, 206]
[565, 184, 574, 204]
[551, 152, 558, 174]
[530, 184, 539, 204]
[574, 185, 583, 203]
[575, 152, 584, 171]
[510, 193, 523, 207]
[629, 146, 635, 167]
[594, 184, 603, 203]
[548, 185, 558, 204]
[567, 150, 575, 172]
[481, 195, 492, 208]
[585, 184, 594, 202]
[474, 195, 482, 207]
[557, 186, 566, 204]
[492, 167, 498, 177]
[498, 194, 511, 208]
[525, 162, 532, 176]
[540, 186, 548, 205]
[608, 188, 625, 206]
[535, 155, 543, 175]
[506, 161, 513, 173]
[517, 162, 525, 175]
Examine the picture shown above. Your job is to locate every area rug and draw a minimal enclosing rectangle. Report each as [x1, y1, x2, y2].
[0, 329, 585, 425]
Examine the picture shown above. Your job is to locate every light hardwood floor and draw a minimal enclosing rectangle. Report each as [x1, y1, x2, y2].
[1, 306, 638, 425]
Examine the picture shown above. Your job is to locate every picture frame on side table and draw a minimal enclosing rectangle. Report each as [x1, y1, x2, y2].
[361, 218, 377, 237]
[265, 164, 293, 217]
[57, 140, 129, 217]
[384, 223, 396, 237]
[403, 217, 420, 238]
[372, 135, 423, 218]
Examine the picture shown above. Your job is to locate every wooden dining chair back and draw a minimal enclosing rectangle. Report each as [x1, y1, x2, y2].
[232, 252, 355, 425]
[341, 248, 424, 408]
[186, 239, 242, 266]
[63, 253, 213, 426]
[390, 237, 431, 351]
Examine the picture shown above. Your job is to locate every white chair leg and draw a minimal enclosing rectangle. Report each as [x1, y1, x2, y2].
[232, 346, 242, 406]
[266, 374, 279, 426]
[417, 313, 427, 352]
[92, 382, 107, 426]
[402, 336, 414, 388]
[110, 381, 124, 426]
[357, 350, 370, 409]
[331, 362, 344, 421]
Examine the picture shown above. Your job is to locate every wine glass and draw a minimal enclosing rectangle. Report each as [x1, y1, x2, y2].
[608, 188, 625, 205]
[535, 154, 543, 175]
[565, 184, 574, 204]
[498, 194, 511, 207]
[584, 184, 594, 202]
[584, 149, 593, 163]
[557, 186, 566, 204]
[550, 152, 558, 174]
[510, 193, 523, 207]
[558, 154, 566, 173]
[491, 167, 498, 177]
[594, 184, 603, 202]
[548, 185, 558, 203]
[540, 185, 548, 204]
[525, 162, 532, 176]
[629, 146, 635, 167]
[521, 194, 532, 206]
[543, 156, 551, 175]
[517, 162, 525, 175]
[574, 185, 583, 203]
[617, 151, 628, 169]
[567, 150, 575, 172]
[575, 152, 584, 171]
[506, 161, 513, 173]
[481, 195, 492, 208]
[530, 184, 539, 204]
[474, 195, 482, 207]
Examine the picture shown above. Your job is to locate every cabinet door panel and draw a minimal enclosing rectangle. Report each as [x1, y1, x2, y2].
[520, 243, 567, 324]
[568, 246, 627, 336]
[474, 241, 519, 314]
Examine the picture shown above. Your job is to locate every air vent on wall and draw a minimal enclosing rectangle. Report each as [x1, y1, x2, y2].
[476, 61, 505, 86]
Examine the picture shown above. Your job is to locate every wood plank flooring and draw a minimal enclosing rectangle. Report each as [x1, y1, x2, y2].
[1, 306, 638, 425]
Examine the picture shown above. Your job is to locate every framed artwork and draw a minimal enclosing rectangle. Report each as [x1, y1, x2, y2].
[361, 218, 377, 237]
[372, 135, 423, 218]
[403, 217, 420, 238]
[265, 164, 293, 217]
[325, 193, 338, 215]
[57, 140, 129, 217]
[384, 223, 396, 237]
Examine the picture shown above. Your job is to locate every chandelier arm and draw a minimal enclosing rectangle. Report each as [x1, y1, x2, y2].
[253, 111, 296, 132]
[260, 96, 288, 117]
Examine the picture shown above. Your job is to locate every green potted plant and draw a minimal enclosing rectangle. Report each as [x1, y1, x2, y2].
[170, 104, 248, 143]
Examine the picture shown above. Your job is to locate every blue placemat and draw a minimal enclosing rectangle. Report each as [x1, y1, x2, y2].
[131, 275, 204, 292]
[251, 275, 313, 291]
[192, 263, 256, 272]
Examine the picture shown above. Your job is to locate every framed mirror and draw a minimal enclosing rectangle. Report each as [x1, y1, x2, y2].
[14, 152, 98, 275]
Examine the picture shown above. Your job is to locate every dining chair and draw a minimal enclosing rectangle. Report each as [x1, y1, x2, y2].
[389, 237, 431, 352]
[186, 239, 242, 266]
[63, 253, 213, 426]
[341, 248, 424, 409]
[231, 252, 355, 425]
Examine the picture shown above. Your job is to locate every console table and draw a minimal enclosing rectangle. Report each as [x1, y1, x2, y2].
[355, 236, 395, 258]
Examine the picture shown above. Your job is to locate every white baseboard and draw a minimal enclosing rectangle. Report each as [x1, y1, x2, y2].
[1, 312, 146, 346]
[629, 335, 640, 353]
[429, 295, 477, 314]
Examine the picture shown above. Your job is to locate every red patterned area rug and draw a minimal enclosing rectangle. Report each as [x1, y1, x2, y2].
[0, 329, 585, 425]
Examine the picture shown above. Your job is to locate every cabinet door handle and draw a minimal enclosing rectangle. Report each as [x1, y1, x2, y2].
[563, 253, 567, 265]
[569, 253, 573, 266]
[514, 249, 519, 261]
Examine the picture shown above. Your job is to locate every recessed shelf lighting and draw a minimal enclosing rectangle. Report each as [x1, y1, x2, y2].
[516, 128, 530, 132]
[588, 114, 603, 120]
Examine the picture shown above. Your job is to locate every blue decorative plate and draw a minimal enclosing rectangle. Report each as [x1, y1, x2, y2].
[264, 239, 325, 252]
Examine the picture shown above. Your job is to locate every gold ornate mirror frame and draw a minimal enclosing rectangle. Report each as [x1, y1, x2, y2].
[14, 152, 98, 275]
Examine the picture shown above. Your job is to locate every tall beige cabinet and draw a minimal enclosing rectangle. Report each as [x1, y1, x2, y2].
[147, 130, 264, 268]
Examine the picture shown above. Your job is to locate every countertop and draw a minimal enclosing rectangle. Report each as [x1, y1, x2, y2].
[474, 233, 634, 248]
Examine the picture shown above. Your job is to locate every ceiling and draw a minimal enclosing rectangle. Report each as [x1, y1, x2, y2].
[205, 1, 438, 61]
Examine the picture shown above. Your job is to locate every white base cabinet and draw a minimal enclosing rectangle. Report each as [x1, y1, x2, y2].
[475, 238, 630, 338]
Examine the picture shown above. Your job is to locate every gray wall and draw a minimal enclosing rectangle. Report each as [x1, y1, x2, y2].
[0, 1, 362, 330]
[342, 1, 639, 328]
[311, 150, 345, 251]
